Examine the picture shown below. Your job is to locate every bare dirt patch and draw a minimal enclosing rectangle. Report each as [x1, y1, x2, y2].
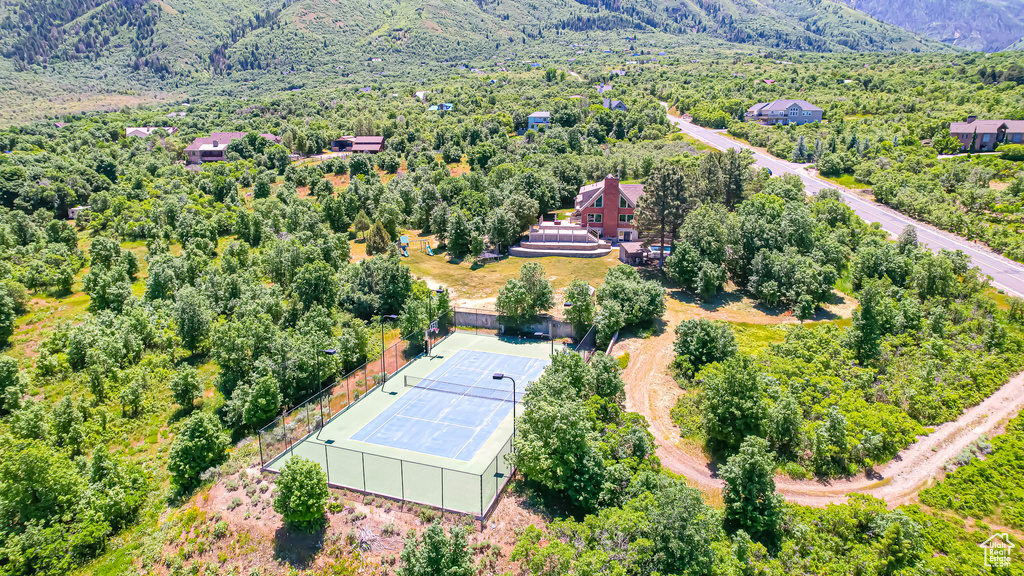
[147, 465, 547, 575]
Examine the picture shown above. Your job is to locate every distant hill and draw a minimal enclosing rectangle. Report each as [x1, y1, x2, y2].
[0, 0, 949, 122]
[837, 0, 1024, 52]
[0, 0, 945, 77]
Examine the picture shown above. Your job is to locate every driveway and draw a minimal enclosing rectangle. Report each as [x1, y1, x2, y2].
[663, 106, 1024, 297]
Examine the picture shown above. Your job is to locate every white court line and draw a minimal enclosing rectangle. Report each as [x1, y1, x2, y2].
[389, 413, 477, 431]
[361, 350, 543, 457]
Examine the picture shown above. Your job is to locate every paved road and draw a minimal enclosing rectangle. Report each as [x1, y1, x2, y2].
[664, 108, 1024, 297]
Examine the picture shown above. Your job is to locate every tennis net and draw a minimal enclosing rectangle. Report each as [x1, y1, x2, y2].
[403, 376, 525, 403]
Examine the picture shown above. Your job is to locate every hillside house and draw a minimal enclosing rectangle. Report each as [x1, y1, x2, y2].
[595, 83, 613, 94]
[126, 127, 178, 138]
[745, 100, 823, 126]
[329, 136, 385, 154]
[428, 103, 454, 112]
[949, 116, 1024, 151]
[185, 132, 247, 164]
[603, 98, 627, 112]
[260, 133, 283, 145]
[571, 175, 643, 242]
[527, 111, 551, 132]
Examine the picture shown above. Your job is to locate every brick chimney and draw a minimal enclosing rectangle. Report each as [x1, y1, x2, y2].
[602, 175, 620, 239]
[966, 115, 977, 124]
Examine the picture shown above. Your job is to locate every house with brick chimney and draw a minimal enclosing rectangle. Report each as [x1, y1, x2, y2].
[949, 116, 1024, 152]
[571, 175, 643, 242]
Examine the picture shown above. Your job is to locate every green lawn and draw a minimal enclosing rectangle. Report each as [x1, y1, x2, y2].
[824, 174, 872, 189]
[732, 322, 789, 355]
[399, 232, 620, 301]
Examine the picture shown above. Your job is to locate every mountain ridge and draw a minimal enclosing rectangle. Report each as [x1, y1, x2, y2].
[0, 0, 951, 123]
[837, 0, 1024, 52]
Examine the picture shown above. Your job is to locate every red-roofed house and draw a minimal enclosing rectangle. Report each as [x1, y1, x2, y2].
[184, 132, 247, 164]
[571, 175, 643, 242]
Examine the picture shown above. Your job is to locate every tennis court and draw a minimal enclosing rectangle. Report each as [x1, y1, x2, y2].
[352, 349, 547, 460]
[263, 331, 562, 517]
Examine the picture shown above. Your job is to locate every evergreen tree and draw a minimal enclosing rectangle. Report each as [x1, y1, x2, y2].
[365, 221, 392, 255]
[636, 160, 690, 268]
[353, 210, 371, 239]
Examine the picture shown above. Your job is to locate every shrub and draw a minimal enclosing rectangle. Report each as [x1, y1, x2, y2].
[999, 143, 1024, 161]
[169, 365, 203, 408]
[212, 521, 229, 539]
[272, 457, 329, 531]
[167, 412, 228, 491]
[672, 318, 738, 379]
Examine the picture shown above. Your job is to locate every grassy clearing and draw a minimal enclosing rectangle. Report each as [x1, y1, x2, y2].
[400, 232, 620, 303]
[732, 322, 789, 355]
[666, 131, 713, 151]
[824, 174, 872, 189]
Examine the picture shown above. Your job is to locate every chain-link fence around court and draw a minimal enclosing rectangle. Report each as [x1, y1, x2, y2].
[257, 308, 455, 470]
[453, 306, 596, 353]
[257, 306, 596, 519]
[274, 433, 514, 519]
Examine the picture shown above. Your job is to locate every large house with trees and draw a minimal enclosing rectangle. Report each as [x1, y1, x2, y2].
[571, 175, 644, 242]
[184, 132, 247, 164]
[126, 127, 178, 138]
[527, 111, 551, 132]
[330, 135, 386, 153]
[948, 116, 1024, 152]
[185, 132, 283, 164]
[745, 100, 822, 126]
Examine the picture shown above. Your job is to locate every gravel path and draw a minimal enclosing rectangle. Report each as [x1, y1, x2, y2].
[621, 310, 1024, 507]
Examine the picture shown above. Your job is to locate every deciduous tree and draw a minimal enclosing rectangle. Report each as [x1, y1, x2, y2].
[167, 412, 228, 491]
[273, 456, 330, 531]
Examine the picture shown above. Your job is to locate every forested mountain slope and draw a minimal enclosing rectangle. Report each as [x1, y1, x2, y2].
[838, 0, 1024, 52]
[0, 0, 948, 123]
[0, 0, 943, 79]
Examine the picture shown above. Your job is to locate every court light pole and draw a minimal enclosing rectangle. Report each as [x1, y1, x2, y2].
[316, 349, 336, 428]
[316, 349, 336, 395]
[380, 315, 398, 383]
[492, 373, 517, 446]
[563, 301, 574, 349]
[426, 287, 444, 350]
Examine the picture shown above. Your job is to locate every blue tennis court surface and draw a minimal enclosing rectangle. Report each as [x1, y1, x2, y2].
[350, 349, 548, 460]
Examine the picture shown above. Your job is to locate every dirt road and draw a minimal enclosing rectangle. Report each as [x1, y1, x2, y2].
[621, 310, 1024, 507]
